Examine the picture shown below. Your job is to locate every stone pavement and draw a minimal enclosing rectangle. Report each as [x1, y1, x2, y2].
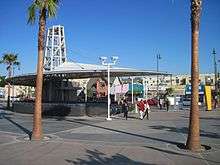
[0, 108, 219, 165]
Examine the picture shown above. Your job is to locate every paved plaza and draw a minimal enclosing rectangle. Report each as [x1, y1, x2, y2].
[0, 106, 219, 165]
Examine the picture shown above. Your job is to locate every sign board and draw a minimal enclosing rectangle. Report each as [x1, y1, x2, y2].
[148, 86, 166, 91]
[205, 86, 212, 111]
[185, 84, 204, 95]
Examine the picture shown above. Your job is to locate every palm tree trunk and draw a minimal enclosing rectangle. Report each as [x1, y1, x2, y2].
[7, 66, 12, 109]
[186, 0, 202, 152]
[32, 8, 46, 140]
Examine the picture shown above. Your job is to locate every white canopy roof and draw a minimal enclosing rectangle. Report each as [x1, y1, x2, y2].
[8, 61, 171, 86]
[54, 62, 143, 72]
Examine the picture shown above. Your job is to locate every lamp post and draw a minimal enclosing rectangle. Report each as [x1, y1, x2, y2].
[100, 56, 119, 121]
[212, 48, 218, 95]
[131, 77, 134, 104]
[12, 66, 16, 103]
[142, 77, 148, 99]
[12, 66, 14, 103]
[129, 77, 134, 104]
[156, 54, 162, 97]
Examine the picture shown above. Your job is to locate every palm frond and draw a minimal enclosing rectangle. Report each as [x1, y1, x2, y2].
[2, 53, 12, 64]
[35, 0, 45, 9]
[13, 61, 20, 66]
[47, 0, 59, 18]
[27, 0, 59, 24]
[28, 3, 37, 24]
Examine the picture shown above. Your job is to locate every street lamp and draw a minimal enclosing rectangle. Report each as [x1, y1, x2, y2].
[128, 77, 134, 104]
[100, 56, 119, 121]
[156, 54, 162, 97]
[212, 48, 218, 95]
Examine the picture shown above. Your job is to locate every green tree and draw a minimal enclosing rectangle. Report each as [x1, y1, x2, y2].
[162, 88, 174, 102]
[28, 0, 59, 140]
[165, 87, 174, 96]
[0, 76, 6, 87]
[0, 53, 20, 108]
[186, 0, 202, 152]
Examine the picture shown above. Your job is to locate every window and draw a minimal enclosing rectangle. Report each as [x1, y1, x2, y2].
[64, 81, 68, 87]
[176, 79, 179, 84]
[180, 78, 186, 85]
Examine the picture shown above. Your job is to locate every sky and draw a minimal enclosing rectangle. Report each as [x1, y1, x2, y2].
[0, 0, 219, 76]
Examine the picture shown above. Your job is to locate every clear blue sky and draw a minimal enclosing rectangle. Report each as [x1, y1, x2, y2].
[0, 0, 219, 76]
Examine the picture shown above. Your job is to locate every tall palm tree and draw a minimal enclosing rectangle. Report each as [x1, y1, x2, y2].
[186, 0, 202, 152]
[28, 0, 59, 140]
[0, 53, 20, 109]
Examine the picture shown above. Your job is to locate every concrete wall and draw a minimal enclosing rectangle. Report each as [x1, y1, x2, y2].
[12, 102, 107, 117]
[86, 103, 107, 116]
[13, 102, 35, 114]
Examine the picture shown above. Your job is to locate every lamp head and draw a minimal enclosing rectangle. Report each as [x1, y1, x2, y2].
[213, 48, 216, 54]
[99, 56, 107, 64]
[111, 56, 119, 64]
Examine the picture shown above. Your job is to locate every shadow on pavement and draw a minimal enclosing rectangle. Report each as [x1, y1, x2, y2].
[212, 124, 220, 127]
[3, 116, 32, 139]
[65, 149, 155, 165]
[0, 111, 13, 119]
[42, 105, 71, 117]
[149, 125, 220, 139]
[44, 116, 88, 122]
[60, 118, 181, 146]
[200, 117, 220, 121]
[144, 146, 220, 164]
[182, 115, 220, 121]
[111, 115, 139, 120]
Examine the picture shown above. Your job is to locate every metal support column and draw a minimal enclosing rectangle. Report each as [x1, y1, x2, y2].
[131, 77, 134, 104]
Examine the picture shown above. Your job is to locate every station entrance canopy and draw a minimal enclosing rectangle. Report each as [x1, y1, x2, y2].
[7, 62, 171, 86]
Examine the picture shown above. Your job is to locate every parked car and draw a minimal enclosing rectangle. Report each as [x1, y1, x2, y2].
[147, 98, 158, 106]
[179, 97, 201, 109]
[182, 98, 191, 106]
[20, 97, 35, 102]
[10, 96, 20, 102]
[110, 102, 122, 115]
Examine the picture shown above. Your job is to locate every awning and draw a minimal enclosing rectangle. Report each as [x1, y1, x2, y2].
[7, 62, 172, 86]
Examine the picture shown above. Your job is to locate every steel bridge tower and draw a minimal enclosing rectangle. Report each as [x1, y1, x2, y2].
[44, 25, 67, 71]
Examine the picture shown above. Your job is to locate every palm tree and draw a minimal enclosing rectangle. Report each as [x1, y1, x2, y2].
[28, 0, 59, 140]
[0, 53, 20, 109]
[0, 76, 6, 87]
[186, 0, 202, 152]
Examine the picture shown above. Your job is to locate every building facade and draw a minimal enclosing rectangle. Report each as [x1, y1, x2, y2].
[145, 73, 215, 97]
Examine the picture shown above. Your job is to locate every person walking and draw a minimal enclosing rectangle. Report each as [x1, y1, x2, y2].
[214, 94, 218, 109]
[137, 99, 145, 120]
[143, 100, 150, 120]
[159, 97, 163, 110]
[122, 100, 129, 120]
[165, 98, 170, 111]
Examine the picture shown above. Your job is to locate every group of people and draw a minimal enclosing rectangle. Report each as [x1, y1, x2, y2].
[137, 99, 150, 120]
[119, 98, 150, 120]
[159, 97, 170, 111]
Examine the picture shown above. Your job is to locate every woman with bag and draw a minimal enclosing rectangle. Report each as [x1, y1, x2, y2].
[137, 99, 145, 120]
